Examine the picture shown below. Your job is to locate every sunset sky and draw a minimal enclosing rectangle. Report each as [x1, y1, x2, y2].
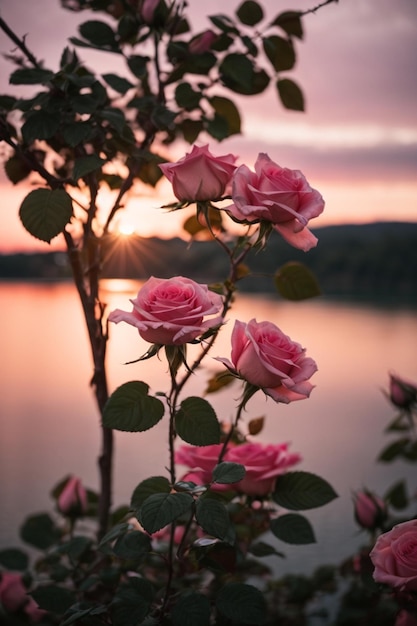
[0, 0, 416, 252]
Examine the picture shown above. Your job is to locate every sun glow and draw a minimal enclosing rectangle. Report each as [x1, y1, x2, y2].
[116, 221, 136, 236]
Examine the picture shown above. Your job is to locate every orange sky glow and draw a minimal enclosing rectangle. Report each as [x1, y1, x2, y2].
[0, 0, 416, 252]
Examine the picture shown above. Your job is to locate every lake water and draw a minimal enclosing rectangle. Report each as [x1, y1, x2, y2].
[1, 280, 416, 575]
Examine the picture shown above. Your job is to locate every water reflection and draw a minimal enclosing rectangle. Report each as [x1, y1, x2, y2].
[1, 281, 416, 573]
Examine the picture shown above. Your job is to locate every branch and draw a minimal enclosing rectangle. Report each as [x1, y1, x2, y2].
[301, 0, 339, 18]
[0, 17, 43, 69]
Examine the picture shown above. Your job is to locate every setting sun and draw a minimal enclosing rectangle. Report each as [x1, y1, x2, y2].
[116, 220, 136, 236]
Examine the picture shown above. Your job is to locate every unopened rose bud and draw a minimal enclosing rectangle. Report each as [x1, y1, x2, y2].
[58, 476, 88, 517]
[189, 30, 217, 55]
[389, 373, 417, 410]
[140, 0, 160, 24]
[354, 490, 387, 531]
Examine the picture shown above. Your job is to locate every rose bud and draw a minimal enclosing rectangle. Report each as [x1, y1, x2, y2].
[58, 476, 88, 517]
[389, 373, 417, 410]
[354, 490, 387, 531]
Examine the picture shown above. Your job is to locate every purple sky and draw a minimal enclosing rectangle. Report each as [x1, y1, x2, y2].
[0, 0, 416, 250]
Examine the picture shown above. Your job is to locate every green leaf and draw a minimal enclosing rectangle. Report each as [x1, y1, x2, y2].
[195, 498, 230, 539]
[277, 78, 305, 111]
[175, 83, 201, 111]
[179, 119, 204, 144]
[273, 471, 338, 510]
[102, 73, 134, 94]
[206, 114, 229, 141]
[0, 548, 29, 571]
[219, 54, 254, 93]
[139, 493, 193, 534]
[172, 591, 211, 626]
[175, 397, 220, 446]
[4, 155, 31, 184]
[209, 96, 241, 136]
[263, 35, 295, 72]
[209, 14, 239, 34]
[79, 20, 117, 48]
[20, 513, 61, 550]
[272, 11, 304, 39]
[21, 111, 60, 144]
[56, 536, 92, 561]
[270, 513, 316, 545]
[31, 585, 75, 614]
[127, 55, 149, 78]
[248, 541, 285, 558]
[9, 68, 54, 85]
[212, 462, 246, 485]
[378, 438, 410, 462]
[98, 522, 131, 549]
[131, 476, 171, 510]
[216, 582, 267, 625]
[113, 531, 151, 560]
[236, 1, 264, 26]
[73, 154, 106, 181]
[274, 262, 321, 300]
[19, 189, 73, 244]
[384, 480, 408, 510]
[103, 381, 165, 432]
[62, 122, 94, 147]
[97, 108, 126, 134]
[111, 579, 153, 626]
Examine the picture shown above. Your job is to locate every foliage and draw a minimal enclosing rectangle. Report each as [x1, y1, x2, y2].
[9, 2, 414, 625]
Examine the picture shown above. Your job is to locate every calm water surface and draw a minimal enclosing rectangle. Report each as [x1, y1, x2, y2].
[1, 280, 416, 573]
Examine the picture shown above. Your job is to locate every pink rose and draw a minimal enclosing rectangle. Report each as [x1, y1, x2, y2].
[226, 442, 301, 496]
[189, 30, 217, 55]
[176, 441, 300, 497]
[159, 144, 237, 202]
[108, 276, 223, 346]
[228, 153, 324, 251]
[396, 610, 417, 626]
[216, 319, 317, 403]
[370, 519, 417, 591]
[140, 0, 160, 24]
[389, 373, 417, 410]
[175, 443, 224, 485]
[353, 490, 387, 530]
[58, 476, 88, 517]
[0, 572, 45, 621]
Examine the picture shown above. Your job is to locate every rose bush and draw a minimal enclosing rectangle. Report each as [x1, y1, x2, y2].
[108, 275, 223, 345]
[216, 318, 317, 403]
[159, 144, 237, 202]
[370, 519, 417, 591]
[227, 152, 324, 251]
[176, 441, 301, 497]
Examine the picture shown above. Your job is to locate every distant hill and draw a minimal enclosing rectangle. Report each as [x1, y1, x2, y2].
[1, 222, 416, 303]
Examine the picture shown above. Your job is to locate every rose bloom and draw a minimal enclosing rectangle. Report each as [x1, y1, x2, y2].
[216, 318, 317, 403]
[0, 572, 45, 622]
[227, 442, 301, 496]
[370, 519, 417, 591]
[353, 490, 387, 531]
[228, 153, 324, 251]
[159, 144, 237, 202]
[389, 373, 417, 410]
[109, 276, 223, 346]
[58, 476, 88, 517]
[176, 441, 300, 497]
[396, 610, 417, 626]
